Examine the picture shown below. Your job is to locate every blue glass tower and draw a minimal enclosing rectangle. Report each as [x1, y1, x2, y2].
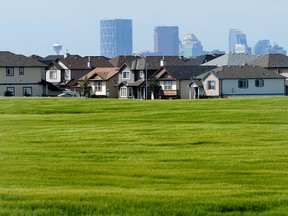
[154, 26, 179, 56]
[100, 19, 133, 58]
[229, 29, 251, 54]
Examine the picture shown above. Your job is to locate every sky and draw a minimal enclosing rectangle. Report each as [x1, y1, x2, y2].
[1, 0, 287, 57]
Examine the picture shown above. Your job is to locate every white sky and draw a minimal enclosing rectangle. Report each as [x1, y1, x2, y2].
[1, 0, 287, 56]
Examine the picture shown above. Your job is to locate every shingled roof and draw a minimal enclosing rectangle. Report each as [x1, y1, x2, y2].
[154, 66, 218, 80]
[197, 65, 285, 80]
[0, 51, 47, 67]
[80, 67, 118, 80]
[184, 54, 224, 66]
[202, 53, 258, 66]
[249, 54, 288, 68]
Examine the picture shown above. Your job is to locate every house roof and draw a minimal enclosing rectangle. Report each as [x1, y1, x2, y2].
[202, 53, 258, 66]
[154, 66, 218, 80]
[197, 65, 285, 80]
[184, 54, 224, 66]
[0, 51, 47, 67]
[248, 54, 288, 68]
[80, 67, 118, 81]
[109, 55, 139, 67]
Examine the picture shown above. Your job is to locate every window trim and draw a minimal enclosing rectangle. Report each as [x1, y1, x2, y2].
[6, 67, 14, 76]
[19, 67, 24, 75]
[6, 87, 15, 96]
[122, 71, 130, 79]
[164, 80, 172, 90]
[255, 79, 264, 87]
[23, 87, 32, 97]
[207, 80, 216, 90]
[238, 79, 249, 89]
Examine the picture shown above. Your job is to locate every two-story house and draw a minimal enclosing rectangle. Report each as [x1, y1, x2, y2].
[0, 51, 47, 97]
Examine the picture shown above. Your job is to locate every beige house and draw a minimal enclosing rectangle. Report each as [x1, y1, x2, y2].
[75, 68, 119, 98]
[0, 51, 47, 97]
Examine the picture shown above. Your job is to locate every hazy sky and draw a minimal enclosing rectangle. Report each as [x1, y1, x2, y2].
[1, 0, 287, 57]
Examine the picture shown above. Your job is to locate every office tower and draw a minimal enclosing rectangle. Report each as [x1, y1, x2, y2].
[180, 34, 203, 57]
[100, 19, 133, 58]
[254, 40, 286, 55]
[229, 29, 251, 54]
[154, 26, 179, 56]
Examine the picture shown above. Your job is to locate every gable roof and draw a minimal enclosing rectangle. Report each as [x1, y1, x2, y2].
[0, 51, 47, 67]
[202, 53, 258, 66]
[109, 55, 139, 67]
[248, 54, 288, 68]
[184, 54, 224, 66]
[80, 67, 118, 81]
[197, 65, 285, 80]
[153, 66, 218, 80]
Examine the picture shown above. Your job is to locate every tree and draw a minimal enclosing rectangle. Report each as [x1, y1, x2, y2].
[80, 76, 90, 97]
[148, 77, 159, 100]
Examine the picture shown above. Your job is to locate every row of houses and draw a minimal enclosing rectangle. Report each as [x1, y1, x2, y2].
[0, 51, 287, 99]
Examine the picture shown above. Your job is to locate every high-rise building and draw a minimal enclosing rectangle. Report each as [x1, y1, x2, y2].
[154, 26, 179, 56]
[229, 29, 251, 54]
[254, 40, 286, 55]
[180, 33, 203, 57]
[100, 19, 133, 58]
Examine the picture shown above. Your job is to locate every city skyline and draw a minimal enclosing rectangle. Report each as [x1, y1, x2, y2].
[1, 0, 287, 57]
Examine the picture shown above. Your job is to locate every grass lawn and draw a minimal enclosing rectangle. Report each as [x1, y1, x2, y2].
[0, 97, 288, 215]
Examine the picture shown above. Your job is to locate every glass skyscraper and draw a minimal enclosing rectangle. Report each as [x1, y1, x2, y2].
[154, 26, 179, 56]
[229, 29, 251, 54]
[100, 19, 133, 58]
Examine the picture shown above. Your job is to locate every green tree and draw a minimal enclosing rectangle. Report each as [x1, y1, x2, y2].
[80, 76, 90, 97]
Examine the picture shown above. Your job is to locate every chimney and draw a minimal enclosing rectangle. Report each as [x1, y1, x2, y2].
[160, 56, 166, 67]
[87, 56, 91, 69]
[64, 49, 70, 59]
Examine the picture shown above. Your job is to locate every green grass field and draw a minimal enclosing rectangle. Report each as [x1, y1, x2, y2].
[0, 97, 288, 215]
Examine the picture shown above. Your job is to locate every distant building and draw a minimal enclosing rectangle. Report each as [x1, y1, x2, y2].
[180, 33, 203, 57]
[100, 19, 133, 58]
[154, 26, 179, 56]
[254, 40, 286, 55]
[229, 29, 251, 54]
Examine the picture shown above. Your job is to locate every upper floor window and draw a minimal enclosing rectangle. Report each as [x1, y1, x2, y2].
[6, 67, 14, 76]
[19, 67, 24, 75]
[49, 71, 57, 79]
[164, 81, 172, 90]
[95, 81, 102, 91]
[140, 71, 144, 79]
[277, 69, 283, 74]
[238, 79, 249, 89]
[122, 71, 130, 79]
[255, 79, 264, 87]
[207, 81, 216, 90]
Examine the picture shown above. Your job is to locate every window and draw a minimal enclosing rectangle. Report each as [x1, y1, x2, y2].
[6, 67, 14, 76]
[64, 70, 71, 80]
[122, 71, 130, 79]
[128, 87, 133, 97]
[19, 67, 24, 75]
[95, 81, 102, 91]
[277, 69, 283, 74]
[49, 71, 57, 79]
[23, 87, 32, 97]
[207, 81, 216, 90]
[255, 79, 264, 87]
[238, 80, 249, 89]
[120, 86, 127, 97]
[164, 81, 172, 90]
[140, 71, 144, 79]
[6, 87, 15, 96]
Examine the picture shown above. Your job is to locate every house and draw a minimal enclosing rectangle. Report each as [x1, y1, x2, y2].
[45, 55, 112, 95]
[248, 54, 288, 78]
[150, 65, 217, 99]
[0, 51, 47, 97]
[117, 56, 186, 99]
[202, 53, 258, 66]
[74, 67, 118, 98]
[193, 65, 286, 98]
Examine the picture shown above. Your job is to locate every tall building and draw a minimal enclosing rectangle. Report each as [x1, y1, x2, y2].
[154, 26, 179, 56]
[100, 19, 133, 58]
[254, 40, 286, 55]
[180, 33, 203, 57]
[229, 29, 251, 54]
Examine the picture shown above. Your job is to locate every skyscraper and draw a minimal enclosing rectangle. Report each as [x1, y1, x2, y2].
[100, 19, 133, 58]
[180, 33, 203, 57]
[229, 29, 251, 54]
[254, 40, 286, 55]
[154, 26, 179, 56]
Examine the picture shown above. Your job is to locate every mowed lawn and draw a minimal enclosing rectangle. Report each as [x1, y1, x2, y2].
[0, 97, 288, 215]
